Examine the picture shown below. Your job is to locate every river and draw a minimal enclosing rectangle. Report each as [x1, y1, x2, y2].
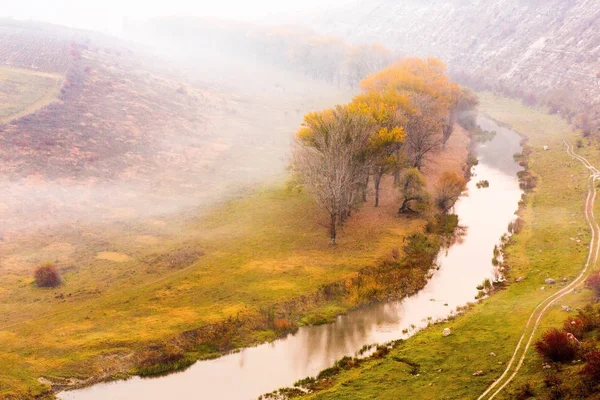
[59, 116, 523, 400]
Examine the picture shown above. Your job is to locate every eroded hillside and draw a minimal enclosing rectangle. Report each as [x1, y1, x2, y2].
[0, 21, 352, 234]
[311, 0, 600, 118]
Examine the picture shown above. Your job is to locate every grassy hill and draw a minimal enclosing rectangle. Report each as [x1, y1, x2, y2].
[0, 21, 472, 399]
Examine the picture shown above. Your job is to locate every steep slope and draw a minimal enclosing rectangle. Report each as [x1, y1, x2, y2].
[311, 0, 600, 118]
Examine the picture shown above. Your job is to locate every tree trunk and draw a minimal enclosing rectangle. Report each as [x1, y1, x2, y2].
[374, 168, 384, 208]
[329, 214, 337, 245]
[398, 197, 409, 214]
[362, 175, 369, 202]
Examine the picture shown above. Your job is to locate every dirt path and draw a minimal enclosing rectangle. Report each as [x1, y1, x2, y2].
[478, 139, 600, 399]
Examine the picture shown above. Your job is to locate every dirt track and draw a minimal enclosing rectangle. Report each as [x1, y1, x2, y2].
[478, 139, 600, 399]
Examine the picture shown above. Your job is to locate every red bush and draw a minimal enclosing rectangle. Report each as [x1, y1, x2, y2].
[586, 273, 600, 296]
[34, 263, 61, 288]
[535, 328, 579, 362]
[581, 351, 600, 381]
[273, 318, 293, 331]
[563, 317, 585, 339]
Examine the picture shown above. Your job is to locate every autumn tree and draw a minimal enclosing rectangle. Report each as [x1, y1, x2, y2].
[292, 106, 373, 244]
[434, 172, 466, 213]
[361, 58, 458, 170]
[349, 89, 409, 206]
[398, 168, 429, 214]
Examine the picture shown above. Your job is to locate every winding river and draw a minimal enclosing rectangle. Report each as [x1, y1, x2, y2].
[59, 116, 523, 400]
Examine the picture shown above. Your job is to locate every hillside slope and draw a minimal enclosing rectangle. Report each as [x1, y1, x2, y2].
[311, 0, 600, 117]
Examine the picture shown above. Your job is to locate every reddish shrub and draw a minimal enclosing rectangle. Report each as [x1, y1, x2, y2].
[586, 273, 600, 296]
[535, 328, 579, 362]
[34, 263, 61, 288]
[273, 318, 293, 331]
[581, 351, 600, 381]
[563, 317, 585, 339]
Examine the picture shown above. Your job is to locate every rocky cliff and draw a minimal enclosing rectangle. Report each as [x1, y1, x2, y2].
[310, 0, 600, 120]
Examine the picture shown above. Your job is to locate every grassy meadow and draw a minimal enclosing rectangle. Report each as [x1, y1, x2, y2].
[287, 93, 600, 399]
[0, 125, 468, 397]
[0, 66, 62, 123]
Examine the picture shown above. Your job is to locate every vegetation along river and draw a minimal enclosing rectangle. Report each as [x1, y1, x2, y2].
[59, 116, 523, 400]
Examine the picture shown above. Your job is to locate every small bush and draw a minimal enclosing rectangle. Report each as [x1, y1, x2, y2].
[514, 382, 535, 399]
[586, 274, 600, 297]
[508, 217, 525, 234]
[535, 328, 579, 362]
[581, 351, 600, 382]
[34, 263, 61, 288]
[545, 371, 562, 388]
[273, 318, 293, 331]
[576, 305, 600, 332]
[563, 317, 585, 339]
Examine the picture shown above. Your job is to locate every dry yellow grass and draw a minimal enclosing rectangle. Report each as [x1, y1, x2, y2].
[0, 66, 62, 123]
[0, 126, 469, 398]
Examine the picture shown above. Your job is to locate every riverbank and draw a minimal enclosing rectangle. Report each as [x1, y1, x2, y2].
[0, 122, 469, 398]
[283, 93, 595, 399]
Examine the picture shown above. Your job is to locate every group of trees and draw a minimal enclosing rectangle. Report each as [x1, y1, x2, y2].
[292, 58, 477, 244]
[150, 18, 396, 88]
[247, 27, 395, 87]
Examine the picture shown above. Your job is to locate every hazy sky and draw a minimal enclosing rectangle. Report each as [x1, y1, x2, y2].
[2, 0, 357, 33]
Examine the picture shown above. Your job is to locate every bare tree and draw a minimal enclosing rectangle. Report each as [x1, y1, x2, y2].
[341, 44, 393, 88]
[404, 94, 445, 170]
[292, 106, 373, 244]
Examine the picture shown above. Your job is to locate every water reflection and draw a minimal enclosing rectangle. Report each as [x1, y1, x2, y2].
[59, 117, 522, 400]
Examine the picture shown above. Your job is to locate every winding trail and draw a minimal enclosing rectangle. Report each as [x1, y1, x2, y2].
[478, 139, 600, 399]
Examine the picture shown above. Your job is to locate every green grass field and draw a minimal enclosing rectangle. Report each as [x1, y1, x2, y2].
[0, 122, 471, 399]
[0, 66, 63, 122]
[290, 93, 600, 399]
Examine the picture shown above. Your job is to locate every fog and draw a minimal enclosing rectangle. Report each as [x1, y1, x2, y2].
[0, 17, 357, 235]
[2, 0, 359, 34]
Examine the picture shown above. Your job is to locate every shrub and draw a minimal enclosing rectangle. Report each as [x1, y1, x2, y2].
[563, 317, 585, 339]
[425, 214, 459, 236]
[34, 263, 61, 288]
[273, 318, 293, 331]
[576, 305, 600, 332]
[508, 217, 525, 234]
[514, 382, 535, 400]
[581, 351, 600, 382]
[586, 273, 600, 297]
[535, 328, 579, 362]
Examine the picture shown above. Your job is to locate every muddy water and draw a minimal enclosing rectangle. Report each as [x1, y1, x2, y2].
[59, 117, 522, 400]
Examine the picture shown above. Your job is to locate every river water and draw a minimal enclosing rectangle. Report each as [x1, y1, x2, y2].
[59, 117, 522, 400]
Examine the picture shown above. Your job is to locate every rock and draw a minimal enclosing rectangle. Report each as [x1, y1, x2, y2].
[543, 364, 552, 369]
[443, 328, 451, 337]
[562, 306, 572, 312]
[563, 277, 568, 282]
[473, 370, 484, 377]
[489, 352, 496, 357]
[515, 277, 525, 283]
[437, 369, 442, 372]
[541, 287, 545, 291]
[543, 145, 549, 151]
[545, 278, 556, 284]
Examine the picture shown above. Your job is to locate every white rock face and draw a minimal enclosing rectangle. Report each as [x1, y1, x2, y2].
[311, 0, 600, 113]
[443, 328, 451, 337]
